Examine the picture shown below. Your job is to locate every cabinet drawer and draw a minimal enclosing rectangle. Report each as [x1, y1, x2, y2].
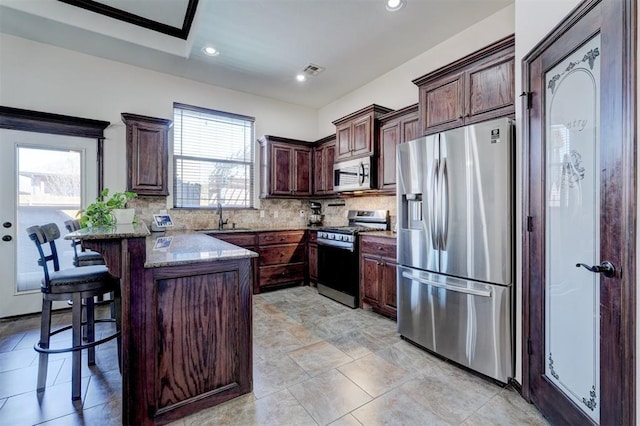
[259, 263, 305, 286]
[259, 244, 305, 265]
[210, 233, 256, 248]
[360, 236, 397, 258]
[259, 231, 305, 245]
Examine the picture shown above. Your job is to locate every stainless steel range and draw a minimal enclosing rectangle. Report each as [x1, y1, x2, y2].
[316, 210, 389, 308]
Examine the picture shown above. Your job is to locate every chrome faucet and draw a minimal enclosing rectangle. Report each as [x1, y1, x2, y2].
[217, 203, 228, 230]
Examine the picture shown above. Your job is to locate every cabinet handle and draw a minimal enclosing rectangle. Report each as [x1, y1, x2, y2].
[377, 246, 384, 251]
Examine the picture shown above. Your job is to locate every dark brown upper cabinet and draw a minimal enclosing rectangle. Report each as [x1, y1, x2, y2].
[378, 104, 419, 193]
[259, 135, 312, 198]
[313, 135, 336, 196]
[332, 104, 393, 162]
[121, 113, 172, 196]
[413, 35, 515, 136]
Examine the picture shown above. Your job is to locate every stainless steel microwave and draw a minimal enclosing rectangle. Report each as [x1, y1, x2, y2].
[333, 156, 374, 192]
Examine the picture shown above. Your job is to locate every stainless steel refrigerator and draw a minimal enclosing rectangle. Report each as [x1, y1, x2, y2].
[396, 117, 513, 383]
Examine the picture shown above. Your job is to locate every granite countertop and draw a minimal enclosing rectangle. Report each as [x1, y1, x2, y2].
[196, 226, 323, 234]
[145, 231, 258, 268]
[360, 230, 397, 239]
[64, 222, 151, 240]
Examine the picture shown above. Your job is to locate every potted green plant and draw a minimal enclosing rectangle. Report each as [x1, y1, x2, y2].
[77, 188, 137, 227]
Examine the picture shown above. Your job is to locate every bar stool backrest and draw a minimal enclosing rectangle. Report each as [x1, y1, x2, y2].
[26, 223, 62, 290]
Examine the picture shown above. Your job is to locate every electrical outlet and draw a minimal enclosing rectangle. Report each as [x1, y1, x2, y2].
[299, 210, 305, 217]
[260, 210, 265, 218]
[273, 210, 279, 218]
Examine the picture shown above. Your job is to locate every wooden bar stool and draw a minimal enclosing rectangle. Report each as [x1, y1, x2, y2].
[64, 219, 105, 267]
[26, 223, 121, 401]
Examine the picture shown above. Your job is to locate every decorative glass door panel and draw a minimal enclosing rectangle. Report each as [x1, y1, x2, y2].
[544, 34, 600, 423]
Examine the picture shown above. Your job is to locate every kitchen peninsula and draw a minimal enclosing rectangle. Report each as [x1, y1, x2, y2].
[66, 223, 257, 426]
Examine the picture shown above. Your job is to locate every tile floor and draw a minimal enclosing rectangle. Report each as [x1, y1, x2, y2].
[0, 286, 549, 425]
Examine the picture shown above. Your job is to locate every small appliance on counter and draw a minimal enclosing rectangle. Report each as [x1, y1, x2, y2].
[308, 201, 323, 226]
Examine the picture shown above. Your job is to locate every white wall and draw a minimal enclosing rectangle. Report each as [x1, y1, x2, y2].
[317, 4, 516, 136]
[0, 33, 318, 193]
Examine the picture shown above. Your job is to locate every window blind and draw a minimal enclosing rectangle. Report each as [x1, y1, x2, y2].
[173, 103, 255, 208]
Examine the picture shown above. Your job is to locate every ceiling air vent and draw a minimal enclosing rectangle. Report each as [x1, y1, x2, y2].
[303, 64, 326, 76]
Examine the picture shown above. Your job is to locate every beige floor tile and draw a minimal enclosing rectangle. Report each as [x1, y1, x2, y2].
[289, 369, 372, 425]
[288, 341, 353, 376]
[352, 386, 449, 426]
[0, 346, 38, 373]
[183, 389, 316, 426]
[326, 329, 386, 360]
[328, 413, 363, 426]
[400, 371, 501, 424]
[0, 380, 88, 425]
[38, 398, 122, 426]
[83, 369, 122, 409]
[375, 340, 457, 378]
[338, 353, 412, 398]
[0, 360, 64, 399]
[253, 353, 310, 399]
[461, 387, 550, 426]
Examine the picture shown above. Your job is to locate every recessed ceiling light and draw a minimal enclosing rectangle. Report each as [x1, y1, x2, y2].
[202, 46, 219, 56]
[296, 74, 306, 82]
[386, 0, 406, 12]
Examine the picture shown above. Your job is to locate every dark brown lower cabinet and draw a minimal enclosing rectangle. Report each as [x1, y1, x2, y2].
[83, 237, 253, 426]
[257, 230, 306, 291]
[307, 231, 318, 285]
[359, 235, 398, 320]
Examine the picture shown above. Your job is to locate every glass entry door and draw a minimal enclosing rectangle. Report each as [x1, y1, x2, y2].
[0, 130, 97, 318]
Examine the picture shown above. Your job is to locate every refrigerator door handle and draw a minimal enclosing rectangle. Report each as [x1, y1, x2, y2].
[401, 271, 493, 298]
[429, 158, 439, 250]
[441, 157, 449, 249]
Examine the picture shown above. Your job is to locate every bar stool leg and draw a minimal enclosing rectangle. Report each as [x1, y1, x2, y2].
[71, 292, 82, 400]
[86, 297, 96, 365]
[37, 299, 52, 392]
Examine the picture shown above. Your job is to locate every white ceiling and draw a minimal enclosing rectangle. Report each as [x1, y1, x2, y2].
[0, 0, 514, 109]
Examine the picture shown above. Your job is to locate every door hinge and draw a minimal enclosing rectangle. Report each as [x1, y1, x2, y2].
[527, 339, 533, 355]
[526, 216, 533, 232]
[520, 91, 533, 110]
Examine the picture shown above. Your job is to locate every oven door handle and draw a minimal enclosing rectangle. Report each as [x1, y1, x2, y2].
[317, 239, 355, 252]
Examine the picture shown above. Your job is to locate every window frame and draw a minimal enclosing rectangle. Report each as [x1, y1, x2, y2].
[172, 102, 256, 210]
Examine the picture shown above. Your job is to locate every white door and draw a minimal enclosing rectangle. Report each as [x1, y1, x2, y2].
[0, 129, 98, 318]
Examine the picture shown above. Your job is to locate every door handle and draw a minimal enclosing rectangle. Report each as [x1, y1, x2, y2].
[576, 261, 616, 278]
[2, 235, 12, 242]
[2, 222, 11, 228]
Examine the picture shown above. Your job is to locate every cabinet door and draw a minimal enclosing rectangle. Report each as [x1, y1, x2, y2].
[324, 143, 335, 193]
[126, 120, 169, 195]
[271, 144, 293, 195]
[380, 258, 398, 319]
[293, 146, 312, 196]
[308, 243, 317, 282]
[379, 120, 399, 190]
[401, 114, 420, 143]
[466, 55, 515, 123]
[360, 255, 381, 306]
[351, 114, 373, 157]
[335, 122, 352, 161]
[419, 72, 465, 135]
[313, 147, 324, 194]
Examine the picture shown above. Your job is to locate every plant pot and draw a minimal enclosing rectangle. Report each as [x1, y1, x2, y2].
[112, 208, 135, 224]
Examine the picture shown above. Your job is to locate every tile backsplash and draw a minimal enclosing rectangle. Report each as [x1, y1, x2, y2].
[129, 195, 396, 230]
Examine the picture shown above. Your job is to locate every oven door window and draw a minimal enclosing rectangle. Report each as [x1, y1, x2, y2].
[317, 243, 358, 296]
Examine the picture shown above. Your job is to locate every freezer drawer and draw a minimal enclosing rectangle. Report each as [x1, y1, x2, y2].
[397, 266, 513, 382]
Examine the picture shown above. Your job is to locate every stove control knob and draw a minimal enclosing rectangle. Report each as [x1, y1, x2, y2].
[343, 235, 350, 242]
[328, 233, 335, 240]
